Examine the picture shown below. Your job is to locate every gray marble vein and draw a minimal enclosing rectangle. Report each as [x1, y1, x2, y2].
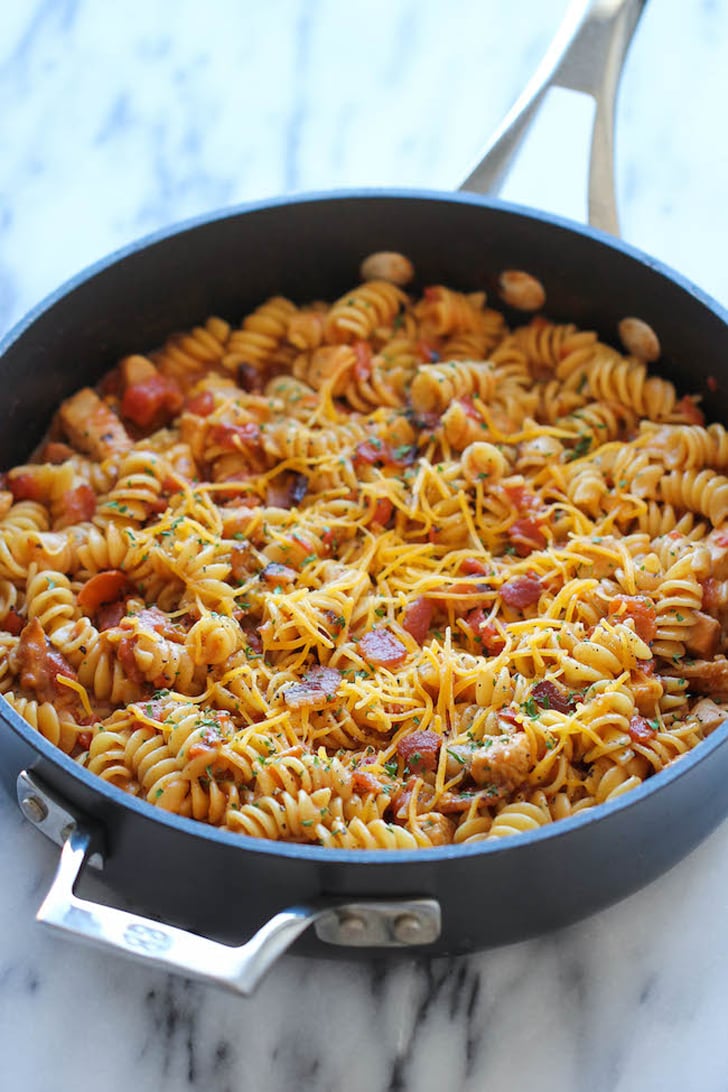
[1, 1, 728, 1090]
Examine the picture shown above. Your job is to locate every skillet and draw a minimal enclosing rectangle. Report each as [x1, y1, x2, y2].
[1, 0, 727, 994]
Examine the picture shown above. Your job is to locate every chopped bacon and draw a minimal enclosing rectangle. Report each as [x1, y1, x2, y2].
[389, 776, 436, 823]
[60, 483, 97, 523]
[531, 679, 575, 714]
[282, 665, 341, 710]
[466, 610, 505, 654]
[121, 374, 184, 429]
[260, 562, 297, 587]
[77, 571, 131, 614]
[16, 618, 77, 702]
[460, 557, 489, 576]
[8, 472, 43, 502]
[0, 608, 25, 635]
[184, 390, 215, 417]
[502, 482, 539, 512]
[508, 517, 546, 556]
[675, 395, 705, 426]
[628, 715, 657, 743]
[237, 363, 265, 393]
[396, 729, 441, 773]
[96, 600, 127, 632]
[359, 627, 408, 668]
[265, 471, 308, 509]
[40, 441, 75, 464]
[608, 595, 657, 643]
[353, 341, 373, 381]
[402, 597, 432, 645]
[500, 572, 542, 608]
[371, 497, 393, 527]
[353, 440, 416, 469]
[209, 421, 262, 452]
[351, 768, 382, 795]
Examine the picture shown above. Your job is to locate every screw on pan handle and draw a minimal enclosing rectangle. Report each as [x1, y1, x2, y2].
[16, 770, 441, 996]
[459, 0, 648, 236]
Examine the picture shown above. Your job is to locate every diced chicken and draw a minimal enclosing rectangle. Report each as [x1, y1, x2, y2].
[672, 657, 728, 699]
[59, 388, 132, 460]
[685, 611, 721, 658]
[706, 530, 728, 580]
[456, 732, 533, 799]
[417, 812, 455, 845]
[689, 697, 728, 735]
[12, 618, 76, 703]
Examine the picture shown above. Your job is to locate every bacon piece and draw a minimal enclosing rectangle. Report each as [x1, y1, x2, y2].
[0, 608, 25, 635]
[669, 658, 728, 699]
[60, 483, 96, 523]
[237, 363, 265, 393]
[351, 769, 382, 795]
[282, 665, 341, 710]
[15, 618, 77, 702]
[59, 388, 132, 460]
[121, 374, 184, 429]
[359, 627, 408, 668]
[608, 595, 657, 643]
[531, 679, 575, 714]
[500, 572, 542, 608]
[184, 390, 215, 417]
[628, 715, 657, 743]
[209, 422, 262, 452]
[389, 776, 436, 822]
[402, 597, 432, 645]
[230, 541, 258, 583]
[8, 471, 44, 501]
[466, 610, 505, 654]
[40, 441, 75, 464]
[508, 517, 546, 557]
[371, 497, 393, 527]
[96, 600, 127, 632]
[685, 611, 721, 658]
[265, 471, 308, 509]
[260, 562, 297, 587]
[460, 557, 489, 576]
[241, 620, 263, 654]
[353, 440, 416, 470]
[502, 482, 539, 512]
[78, 571, 131, 614]
[396, 729, 441, 773]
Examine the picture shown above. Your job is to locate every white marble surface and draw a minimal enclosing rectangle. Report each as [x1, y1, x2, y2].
[1, 1, 728, 1090]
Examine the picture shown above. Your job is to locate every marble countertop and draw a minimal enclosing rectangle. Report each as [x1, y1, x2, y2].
[1, 1, 727, 1090]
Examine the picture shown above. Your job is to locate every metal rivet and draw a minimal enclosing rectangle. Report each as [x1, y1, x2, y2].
[393, 913, 424, 944]
[19, 794, 48, 824]
[336, 912, 367, 941]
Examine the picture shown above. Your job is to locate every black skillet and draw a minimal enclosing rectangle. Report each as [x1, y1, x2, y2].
[1, 0, 727, 994]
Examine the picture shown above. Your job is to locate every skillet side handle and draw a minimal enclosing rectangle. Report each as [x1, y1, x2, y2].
[459, 0, 648, 237]
[33, 815, 441, 997]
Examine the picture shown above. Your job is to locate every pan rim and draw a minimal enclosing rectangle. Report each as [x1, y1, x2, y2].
[2, 186, 728, 866]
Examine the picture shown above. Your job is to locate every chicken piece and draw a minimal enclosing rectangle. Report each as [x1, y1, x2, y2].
[671, 657, 728, 699]
[689, 697, 728, 735]
[706, 530, 728, 580]
[12, 618, 76, 703]
[685, 611, 721, 658]
[59, 388, 132, 460]
[469, 732, 532, 794]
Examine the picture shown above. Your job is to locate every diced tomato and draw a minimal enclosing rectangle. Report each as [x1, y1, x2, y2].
[628, 715, 657, 743]
[121, 374, 183, 428]
[460, 557, 489, 576]
[466, 609, 505, 654]
[208, 421, 262, 452]
[0, 608, 25, 635]
[500, 572, 542, 608]
[359, 627, 408, 667]
[674, 395, 705, 426]
[8, 472, 43, 501]
[508, 517, 546, 557]
[503, 482, 538, 512]
[402, 597, 432, 645]
[16, 618, 77, 702]
[608, 595, 657, 644]
[78, 571, 131, 614]
[351, 769, 382, 795]
[184, 390, 215, 416]
[531, 679, 575, 714]
[62, 483, 97, 523]
[354, 440, 385, 467]
[76, 730, 93, 751]
[353, 341, 373, 382]
[396, 729, 442, 773]
[371, 497, 393, 527]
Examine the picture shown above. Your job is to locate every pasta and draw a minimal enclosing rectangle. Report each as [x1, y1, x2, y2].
[1, 251, 728, 852]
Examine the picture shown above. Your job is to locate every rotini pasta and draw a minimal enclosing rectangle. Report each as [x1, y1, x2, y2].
[1, 251, 727, 851]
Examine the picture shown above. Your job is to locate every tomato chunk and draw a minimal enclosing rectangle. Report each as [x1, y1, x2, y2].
[359, 627, 408, 667]
[372, 497, 393, 527]
[402, 597, 432, 645]
[121, 374, 183, 428]
[508, 517, 546, 557]
[628, 715, 657, 743]
[8, 472, 43, 501]
[608, 595, 657, 644]
[466, 610, 505, 654]
[184, 390, 215, 416]
[209, 421, 262, 452]
[77, 571, 131, 614]
[500, 572, 542, 608]
[61, 483, 97, 523]
[0, 608, 25, 635]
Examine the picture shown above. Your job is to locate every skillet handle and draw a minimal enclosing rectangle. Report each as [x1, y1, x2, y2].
[18, 771, 440, 996]
[459, 0, 648, 236]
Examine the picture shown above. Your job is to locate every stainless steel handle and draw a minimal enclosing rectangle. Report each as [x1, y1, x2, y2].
[459, 0, 648, 236]
[17, 770, 441, 996]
